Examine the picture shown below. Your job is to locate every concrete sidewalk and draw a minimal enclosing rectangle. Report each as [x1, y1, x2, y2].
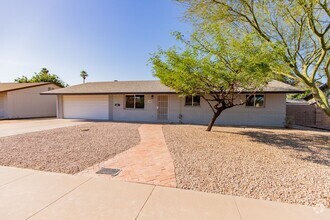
[0, 166, 328, 220]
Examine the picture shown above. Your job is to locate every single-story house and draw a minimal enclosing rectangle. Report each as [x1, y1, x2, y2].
[0, 82, 60, 119]
[42, 80, 302, 127]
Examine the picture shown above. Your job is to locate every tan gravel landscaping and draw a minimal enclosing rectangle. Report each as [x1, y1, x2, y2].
[0, 122, 140, 174]
[163, 125, 330, 208]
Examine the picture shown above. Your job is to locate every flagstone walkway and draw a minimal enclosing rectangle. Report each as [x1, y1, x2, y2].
[77, 124, 177, 187]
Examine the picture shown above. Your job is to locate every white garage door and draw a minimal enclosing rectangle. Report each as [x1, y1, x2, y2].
[0, 94, 4, 118]
[63, 95, 109, 120]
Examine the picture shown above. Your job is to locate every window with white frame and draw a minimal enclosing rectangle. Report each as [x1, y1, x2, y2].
[246, 94, 265, 107]
[125, 95, 144, 109]
[185, 95, 201, 106]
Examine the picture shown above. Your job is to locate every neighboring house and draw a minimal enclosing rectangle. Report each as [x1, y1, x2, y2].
[0, 82, 60, 119]
[287, 84, 330, 128]
[42, 80, 301, 127]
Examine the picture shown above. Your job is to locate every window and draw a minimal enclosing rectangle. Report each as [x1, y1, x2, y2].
[246, 95, 264, 107]
[125, 95, 144, 109]
[185, 95, 200, 106]
[246, 95, 255, 106]
[135, 95, 144, 108]
[125, 95, 135, 108]
[255, 95, 264, 107]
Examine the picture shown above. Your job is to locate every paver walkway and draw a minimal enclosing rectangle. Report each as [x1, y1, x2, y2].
[0, 166, 329, 220]
[77, 124, 177, 187]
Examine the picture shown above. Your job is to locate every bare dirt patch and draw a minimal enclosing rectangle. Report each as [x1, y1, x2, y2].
[0, 122, 140, 174]
[163, 125, 330, 208]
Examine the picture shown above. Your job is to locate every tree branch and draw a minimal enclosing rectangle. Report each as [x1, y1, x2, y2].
[201, 95, 216, 114]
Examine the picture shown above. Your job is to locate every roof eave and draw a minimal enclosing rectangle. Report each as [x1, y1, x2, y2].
[0, 82, 54, 93]
[240, 90, 304, 94]
[41, 90, 304, 95]
[41, 91, 177, 95]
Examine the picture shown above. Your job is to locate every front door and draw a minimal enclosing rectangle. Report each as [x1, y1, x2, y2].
[157, 95, 168, 121]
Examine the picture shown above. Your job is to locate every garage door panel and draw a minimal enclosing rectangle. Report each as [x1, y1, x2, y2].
[63, 95, 109, 120]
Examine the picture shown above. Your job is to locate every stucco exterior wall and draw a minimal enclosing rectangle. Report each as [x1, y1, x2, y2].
[168, 93, 286, 127]
[108, 95, 113, 120]
[112, 94, 157, 122]
[112, 93, 286, 126]
[59, 93, 286, 127]
[56, 95, 64, 119]
[6, 84, 59, 119]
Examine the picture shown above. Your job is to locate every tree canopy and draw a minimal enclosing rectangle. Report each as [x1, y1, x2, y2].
[150, 29, 278, 131]
[15, 68, 68, 88]
[177, 0, 330, 116]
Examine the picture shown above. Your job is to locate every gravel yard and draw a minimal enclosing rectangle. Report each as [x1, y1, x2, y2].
[163, 125, 330, 208]
[0, 122, 140, 174]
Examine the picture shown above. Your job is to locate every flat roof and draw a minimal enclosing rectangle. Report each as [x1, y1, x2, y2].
[42, 80, 303, 95]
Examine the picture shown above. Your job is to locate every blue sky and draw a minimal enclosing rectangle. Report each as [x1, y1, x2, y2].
[0, 0, 190, 85]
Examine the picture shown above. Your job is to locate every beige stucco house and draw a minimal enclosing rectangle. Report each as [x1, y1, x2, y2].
[0, 82, 60, 119]
[43, 80, 301, 127]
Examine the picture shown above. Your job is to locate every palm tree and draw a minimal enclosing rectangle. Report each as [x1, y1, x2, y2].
[80, 70, 88, 83]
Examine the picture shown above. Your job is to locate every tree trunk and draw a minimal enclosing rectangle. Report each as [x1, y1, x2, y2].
[206, 109, 222, 131]
[312, 86, 330, 117]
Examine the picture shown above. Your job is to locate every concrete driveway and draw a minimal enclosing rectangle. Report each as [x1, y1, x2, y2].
[0, 118, 89, 137]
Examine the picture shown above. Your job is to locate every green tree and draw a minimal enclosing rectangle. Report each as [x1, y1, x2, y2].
[80, 70, 88, 83]
[14, 75, 29, 83]
[15, 68, 68, 87]
[150, 30, 277, 131]
[177, 0, 330, 116]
